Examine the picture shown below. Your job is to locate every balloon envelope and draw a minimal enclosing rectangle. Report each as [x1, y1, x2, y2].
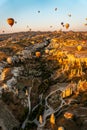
[61, 22, 64, 25]
[55, 8, 57, 11]
[35, 51, 41, 57]
[65, 23, 70, 29]
[15, 21, 17, 24]
[7, 18, 14, 27]
[61, 22, 64, 27]
[68, 14, 71, 17]
[50, 26, 53, 28]
[84, 23, 87, 26]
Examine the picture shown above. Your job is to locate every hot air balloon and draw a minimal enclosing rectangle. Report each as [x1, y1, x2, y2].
[35, 51, 41, 58]
[38, 10, 40, 13]
[2, 30, 5, 33]
[55, 8, 57, 11]
[27, 25, 29, 28]
[50, 26, 53, 28]
[7, 56, 13, 64]
[7, 18, 14, 27]
[65, 23, 70, 29]
[29, 28, 32, 31]
[61, 22, 64, 27]
[15, 21, 17, 24]
[45, 49, 49, 54]
[68, 14, 71, 17]
[84, 23, 87, 26]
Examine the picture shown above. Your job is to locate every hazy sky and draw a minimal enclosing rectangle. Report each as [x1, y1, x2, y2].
[0, 0, 87, 33]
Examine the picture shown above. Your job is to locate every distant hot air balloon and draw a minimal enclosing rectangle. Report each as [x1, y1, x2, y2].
[68, 14, 71, 17]
[38, 10, 40, 13]
[84, 23, 87, 26]
[35, 51, 41, 57]
[45, 49, 49, 54]
[7, 18, 14, 27]
[2, 30, 5, 33]
[61, 22, 64, 27]
[55, 8, 57, 11]
[7, 56, 13, 64]
[15, 21, 17, 24]
[65, 23, 70, 29]
[27, 25, 29, 28]
[29, 28, 32, 31]
[50, 26, 53, 28]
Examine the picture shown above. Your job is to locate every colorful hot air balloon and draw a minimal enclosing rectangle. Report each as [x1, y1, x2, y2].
[35, 51, 41, 58]
[65, 23, 70, 29]
[7, 56, 13, 64]
[7, 18, 14, 27]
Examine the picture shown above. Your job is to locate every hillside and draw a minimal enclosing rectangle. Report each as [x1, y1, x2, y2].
[0, 31, 87, 130]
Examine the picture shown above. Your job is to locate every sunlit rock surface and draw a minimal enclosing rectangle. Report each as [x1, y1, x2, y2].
[0, 31, 87, 130]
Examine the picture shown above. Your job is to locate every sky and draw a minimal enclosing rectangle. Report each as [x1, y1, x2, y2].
[0, 0, 87, 33]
